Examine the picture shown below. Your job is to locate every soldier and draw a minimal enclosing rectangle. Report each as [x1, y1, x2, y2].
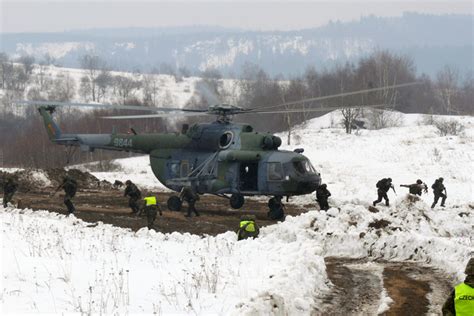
[53, 175, 77, 214]
[316, 183, 331, 211]
[140, 196, 162, 230]
[124, 180, 142, 214]
[442, 257, 474, 316]
[267, 195, 285, 221]
[237, 215, 260, 241]
[373, 178, 396, 207]
[180, 186, 200, 217]
[431, 177, 447, 208]
[2, 177, 18, 208]
[400, 179, 428, 196]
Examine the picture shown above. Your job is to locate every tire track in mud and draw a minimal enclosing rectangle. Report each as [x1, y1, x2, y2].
[322, 258, 453, 315]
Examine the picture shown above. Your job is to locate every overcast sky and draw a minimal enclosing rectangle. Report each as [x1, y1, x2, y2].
[1, 1, 472, 33]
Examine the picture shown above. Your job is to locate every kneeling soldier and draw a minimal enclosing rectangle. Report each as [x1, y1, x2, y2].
[140, 196, 162, 230]
[237, 215, 260, 241]
[3, 177, 18, 208]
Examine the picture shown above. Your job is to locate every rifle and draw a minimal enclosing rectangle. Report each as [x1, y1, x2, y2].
[50, 181, 64, 197]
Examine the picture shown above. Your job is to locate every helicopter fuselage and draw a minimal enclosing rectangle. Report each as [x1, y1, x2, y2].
[39, 106, 321, 207]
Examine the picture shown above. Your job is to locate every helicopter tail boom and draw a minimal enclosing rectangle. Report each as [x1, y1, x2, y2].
[38, 106, 62, 141]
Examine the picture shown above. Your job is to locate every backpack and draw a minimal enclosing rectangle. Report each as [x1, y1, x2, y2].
[64, 179, 77, 196]
[376, 179, 385, 189]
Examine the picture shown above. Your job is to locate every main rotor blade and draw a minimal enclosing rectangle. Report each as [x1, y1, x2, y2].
[13, 100, 207, 113]
[255, 82, 422, 110]
[247, 104, 387, 115]
[102, 112, 211, 120]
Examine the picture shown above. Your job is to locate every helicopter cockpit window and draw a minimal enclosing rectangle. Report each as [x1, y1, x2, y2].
[293, 160, 315, 174]
[219, 131, 234, 149]
[268, 162, 283, 181]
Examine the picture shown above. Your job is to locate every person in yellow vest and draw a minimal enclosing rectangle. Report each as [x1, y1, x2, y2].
[442, 257, 474, 316]
[140, 196, 162, 230]
[237, 215, 260, 241]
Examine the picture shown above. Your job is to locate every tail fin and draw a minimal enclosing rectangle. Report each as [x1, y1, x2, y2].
[38, 106, 61, 140]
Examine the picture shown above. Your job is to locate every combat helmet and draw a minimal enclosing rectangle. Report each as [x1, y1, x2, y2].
[416, 179, 422, 184]
[125, 180, 132, 185]
[465, 257, 474, 275]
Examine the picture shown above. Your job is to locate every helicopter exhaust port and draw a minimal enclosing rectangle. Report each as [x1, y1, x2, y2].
[262, 135, 282, 150]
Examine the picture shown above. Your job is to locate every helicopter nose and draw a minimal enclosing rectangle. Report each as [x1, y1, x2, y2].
[296, 179, 319, 193]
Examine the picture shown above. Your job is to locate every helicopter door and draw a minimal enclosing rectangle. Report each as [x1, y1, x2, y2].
[239, 162, 258, 191]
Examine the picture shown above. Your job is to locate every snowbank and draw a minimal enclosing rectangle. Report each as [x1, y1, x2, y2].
[1, 207, 328, 314]
[2, 193, 472, 314]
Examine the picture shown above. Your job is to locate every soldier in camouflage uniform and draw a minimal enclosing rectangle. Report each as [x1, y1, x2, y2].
[140, 196, 163, 230]
[237, 215, 260, 241]
[431, 177, 447, 208]
[442, 257, 474, 316]
[124, 180, 142, 214]
[373, 178, 396, 207]
[316, 183, 331, 211]
[54, 175, 78, 214]
[400, 179, 428, 196]
[267, 195, 285, 221]
[2, 177, 18, 208]
[180, 186, 200, 217]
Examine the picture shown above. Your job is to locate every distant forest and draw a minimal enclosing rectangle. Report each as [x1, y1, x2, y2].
[0, 49, 472, 168]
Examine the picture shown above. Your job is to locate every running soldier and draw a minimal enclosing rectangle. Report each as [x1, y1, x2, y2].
[373, 178, 396, 207]
[53, 175, 78, 214]
[316, 183, 331, 211]
[140, 196, 162, 230]
[124, 180, 142, 214]
[400, 179, 428, 196]
[268, 195, 285, 220]
[2, 177, 18, 208]
[180, 186, 200, 217]
[431, 177, 447, 208]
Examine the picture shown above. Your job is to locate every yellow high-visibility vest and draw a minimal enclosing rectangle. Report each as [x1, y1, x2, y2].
[240, 220, 255, 232]
[144, 196, 157, 206]
[454, 282, 474, 316]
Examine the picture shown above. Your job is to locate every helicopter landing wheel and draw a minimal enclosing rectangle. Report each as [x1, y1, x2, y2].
[230, 194, 244, 209]
[167, 195, 182, 212]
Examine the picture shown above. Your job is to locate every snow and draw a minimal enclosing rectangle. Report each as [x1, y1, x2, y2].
[1, 111, 473, 314]
[1, 208, 327, 314]
[14, 42, 95, 59]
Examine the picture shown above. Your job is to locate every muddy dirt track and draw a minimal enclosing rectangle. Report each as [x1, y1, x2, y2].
[7, 189, 455, 315]
[322, 258, 453, 315]
[14, 188, 311, 235]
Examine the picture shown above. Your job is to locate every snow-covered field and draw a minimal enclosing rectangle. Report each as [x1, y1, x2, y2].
[1, 111, 473, 314]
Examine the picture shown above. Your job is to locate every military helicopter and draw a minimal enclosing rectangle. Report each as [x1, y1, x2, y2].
[15, 82, 417, 213]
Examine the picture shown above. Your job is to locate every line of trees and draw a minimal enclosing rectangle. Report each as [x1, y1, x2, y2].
[0, 50, 472, 168]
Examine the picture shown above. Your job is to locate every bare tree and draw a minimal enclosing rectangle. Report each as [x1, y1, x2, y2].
[436, 65, 459, 114]
[142, 74, 160, 106]
[113, 75, 141, 104]
[95, 70, 112, 102]
[18, 55, 35, 76]
[79, 54, 106, 101]
[49, 72, 76, 101]
[0, 52, 9, 88]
